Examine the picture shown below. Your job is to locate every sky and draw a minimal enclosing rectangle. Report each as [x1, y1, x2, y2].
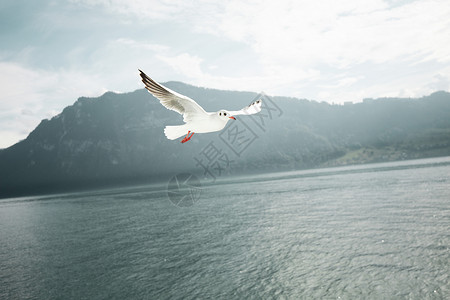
[1, 0, 450, 148]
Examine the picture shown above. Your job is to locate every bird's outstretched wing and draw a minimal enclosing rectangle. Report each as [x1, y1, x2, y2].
[139, 70, 207, 122]
[228, 99, 263, 116]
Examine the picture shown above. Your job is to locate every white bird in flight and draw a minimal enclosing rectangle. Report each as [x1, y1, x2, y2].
[139, 70, 263, 143]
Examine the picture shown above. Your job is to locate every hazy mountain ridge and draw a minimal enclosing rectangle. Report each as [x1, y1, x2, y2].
[1, 85, 449, 198]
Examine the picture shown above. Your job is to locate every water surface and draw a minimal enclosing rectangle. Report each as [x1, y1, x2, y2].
[1, 157, 449, 299]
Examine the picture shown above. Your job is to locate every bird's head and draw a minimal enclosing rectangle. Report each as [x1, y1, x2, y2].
[217, 110, 236, 121]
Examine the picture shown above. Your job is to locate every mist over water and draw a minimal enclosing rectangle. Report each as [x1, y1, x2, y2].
[1, 157, 449, 299]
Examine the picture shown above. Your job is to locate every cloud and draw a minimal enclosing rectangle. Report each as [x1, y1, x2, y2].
[70, 0, 224, 23]
[82, 0, 450, 69]
[0, 61, 113, 148]
[115, 38, 170, 52]
[216, 0, 450, 68]
[157, 53, 205, 78]
[427, 73, 450, 91]
[74, 0, 450, 98]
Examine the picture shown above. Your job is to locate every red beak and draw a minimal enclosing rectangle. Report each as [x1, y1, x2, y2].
[229, 116, 236, 120]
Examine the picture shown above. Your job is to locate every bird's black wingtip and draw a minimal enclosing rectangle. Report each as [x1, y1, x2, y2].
[138, 69, 148, 80]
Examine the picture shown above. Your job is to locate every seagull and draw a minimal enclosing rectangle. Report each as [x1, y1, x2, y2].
[139, 69, 262, 143]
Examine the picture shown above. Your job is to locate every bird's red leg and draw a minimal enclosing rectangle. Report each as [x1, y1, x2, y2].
[181, 131, 194, 143]
[181, 131, 190, 143]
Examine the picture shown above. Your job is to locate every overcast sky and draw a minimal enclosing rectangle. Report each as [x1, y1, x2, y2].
[1, 0, 449, 148]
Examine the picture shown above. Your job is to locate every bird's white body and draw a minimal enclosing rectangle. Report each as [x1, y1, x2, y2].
[139, 70, 262, 142]
[164, 113, 230, 140]
[164, 113, 229, 139]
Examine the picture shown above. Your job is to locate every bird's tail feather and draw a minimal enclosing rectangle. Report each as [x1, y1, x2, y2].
[164, 125, 189, 140]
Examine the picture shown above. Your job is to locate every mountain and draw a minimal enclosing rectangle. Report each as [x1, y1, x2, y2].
[1, 84, 450, 198]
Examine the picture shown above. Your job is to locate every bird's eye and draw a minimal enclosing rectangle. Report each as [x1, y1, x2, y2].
[219, 112, 222, 116]
[224, 112, 227, 116]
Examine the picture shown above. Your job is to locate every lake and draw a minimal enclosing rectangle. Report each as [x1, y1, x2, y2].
[1, 157, 449, 299]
